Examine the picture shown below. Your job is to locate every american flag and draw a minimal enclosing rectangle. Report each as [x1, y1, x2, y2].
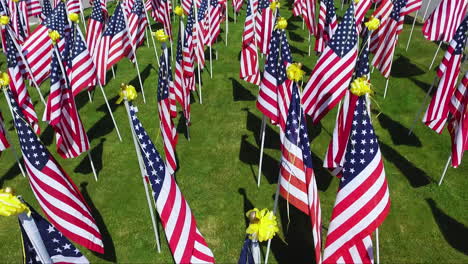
[40, 0, 53, 20]
[322, 96, 390, 264]
[158, 47, 178, 175]
[128, 0, 149, 48]
[240, 0, 260, 85]
[256, 0, 275, 55]
[26, 0, 42, 18]
[279, 83, 322, 264]
[128, 102, 215, 263]
[354, 0, 372, 30]
[9, 0, 28, 42]
[302, 4, 358, 124]
[194, 0, 208, 67]
[182, 0, 192, 14]
[315, 0, 337, 53]
[7, 89, 104, 253]
[183, 5, 197, 92]
[22, 2, 69, 85]
[371, 0, 422, 78]
[232, 0, 243, 13]
[238, 237, 255, 264]
[63, 24, 97, 96]
[302, 0, 317, 36]
[149, 0, 172, 40]
[5, 25, 41, 135]
[368, 0, 394, 52]
[448, 71, 468, 168]
[276, 31, 294, 131]
[86, 0, 105, 58]
[95, 2, 134, 85]
[423, 17, 468, 134]
[175, 23, 192, 123]
[43, 46, 90, 159]
[0, 111, 9, 152]
[19, 204, 89, 264]
[324, 31, 370, 171]
[66, 0, 81, 14]
[423, 0, 468, 42]
[207, 0, 224, 46]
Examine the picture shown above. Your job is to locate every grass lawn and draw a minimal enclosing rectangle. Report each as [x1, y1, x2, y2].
[0, 1, 467, 263]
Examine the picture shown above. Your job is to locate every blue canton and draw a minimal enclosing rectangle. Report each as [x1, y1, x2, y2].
[157, 50, 170, 101]
[42, 0, 53, 19]
[131, 0, 144, 17]
[91, 0, 104, 22]
[103, 3, 126, 37]
[329, 3, 357, 57]
[452, 16, 468, 54]
[264, 29, 280, 80]
[184, 4, 195, 46]
[355, 32, 370, 78]
[389, 0, 408, 21]
[43, 2, 68, 36]
[258, 0, 269, 12]
[325, 0, 336, 26]
[5, 30, 19, 68]
[197, 0, 209, 21]
[341, 97, 379, 187]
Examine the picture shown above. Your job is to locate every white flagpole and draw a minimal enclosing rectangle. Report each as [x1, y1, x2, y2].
[2, 89, 27, 177]
[438, 155, 452, 186]
[194, 4, 204, 104]
[144, 9, 161, 66]
[376, 228, 380, 264]
[79, 0, 87, 33]
[257, 114, 266, 187]
[405, 8, 419, 51]
[383, 78, 390, 98]
[408, 76, 437, 136]
[429, 41, 442, 70]
[145, 28, 151, 47]
[264, 179, 281, 264]
[123, 98, 162, 253]
[121, 2, 148, 103]
[225, 1, 229, 46]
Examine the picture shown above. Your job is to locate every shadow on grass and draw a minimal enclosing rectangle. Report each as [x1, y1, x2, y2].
[290, 45, 308, 57]
[80, 182, 117, 262]
[40, 125, 55, 146]
[410, 77, 437, 96]
[375, 111, 422, 147]
[176, 111, 190, 140]
[242, 108, 280, 150]
[129, 64, 154, 94]
[239, 135, 279, 185]
[105, 64, 117, 83]
[311, 151, 333, 192]
[289, 31, 305, 42]
[231, 78, 256, 101]
[76, 91, 91, 111]
[74, 138, 105, 176]
[390, 55, 425, 78]
[87, 95, 121, 142]
[426, 198, 468, 255]
[379, 142, 431, 187]
[0, 161, 22, 188]
[238, 188, 255, 228]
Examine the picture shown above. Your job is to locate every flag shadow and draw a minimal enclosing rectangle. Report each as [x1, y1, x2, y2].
[128, 64, 154, 94]
[239, 135, 279, 185]
[310, 151, 334, 192]
[409, 77, 437, 96]
[390, 55, 425, 78]
[74, 138, 105, 176]
[374, 111, 422, 147]
[231, 78, 256, 101]
[87, 95, 121, 142]
[426, 198, 468, 255]
[242, 108, 280, 150]
[0, 161, 23, 188]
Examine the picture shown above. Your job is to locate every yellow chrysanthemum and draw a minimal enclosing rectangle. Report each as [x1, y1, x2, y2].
[48, 30, 61, 45]
[0, 72, 10, 86]
[245, 208, 279, 242]
[270, 1, 280, 10]
[154, 29, 169, 42]
[68, 13, 79, 23]
[365, 16, 380, 31]
[275, 17, 287, 30]
[0, 16, 9, 25]
[350, 76, 372, 96]
[0, 188, 30, 217]
[117, 83, 138, 104]
[174, 6, 185, 17]
[286, 63, 305, 82]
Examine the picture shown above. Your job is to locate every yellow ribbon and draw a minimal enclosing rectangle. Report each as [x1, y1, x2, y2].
[245, 208, 279, 242]
[153, 29, 169, 42]
[275, 17, 287, 30]
[0, 72, 10, 86]
[116, 83, 138, 104]
[174, 6, 185, 17]
[365, 16, 380, 31]
[350, 76, 373, 96]
[68, 13, 79, 23]
[286, 63, 305, 82]
[0, 188, 30, 217]
[48, 30, 61, 45]
[0, 16, 9, 25]
[269, 0, 280, 10]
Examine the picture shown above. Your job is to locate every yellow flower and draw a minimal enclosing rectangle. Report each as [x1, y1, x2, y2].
[0, 188, 30, 217]
[116, 83, 138, 104]
[269, 1, 280, 10]
[0, 72, 10, 86]
[68, 13, 79, 23]
[353, 0, 359, 3]
[153, 29, 169, 42]
[48, 30, 61, 45]
[245, 208, 279, 242]
[0, 16, 9, 25]
[286, 63, 305, 82]
[275, 17, 287, 30]
[365, 16, 380, 31]
[350, 76, 372, 96]
[174, 6, 185, 17]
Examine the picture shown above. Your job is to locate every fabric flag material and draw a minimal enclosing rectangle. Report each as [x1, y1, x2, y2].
[40, 0, 53, 20]
[8, 89, 104, 253]
[158, 46, 178, 175]
[128, 0, 149, 48]
[423, 17, 468, 134]
[315, 0, 337, 53]
[128, 102, 215, 263]
[256, 0, 275, 54]
[322, 96, 390, 264]
[66, 0, 81, 14]
[448, 71, 468, 167]
[19, 204, 89, 263]
[0, 111, 9, 151]
[183, 5, 197, 92]
[232, 0, 243, 13]
[175, 23, 192, 123]
[86, 0, 105, 57]
[43, 46, 90, 159]
[5, 25, 41, 134]
[240, 0, 260, 85]
[422, 0, 467, 42]
[238, 237, 255, 264]
[22, 2, 69, 85]
[95, 2, 134, 85]
[194, 0, 208, 67]
[26, 0, 43, 18]
[207, 0, 224, 46]
[302, 4, 358, 124]
[279, 83, 322, 264]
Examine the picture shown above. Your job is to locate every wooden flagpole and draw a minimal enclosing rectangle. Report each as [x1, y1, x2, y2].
[405, 0, 433, 51]
[438, 155, 452, 186]
[408, 76, 437, 136]
[123, 97, 162, 253]
[429, 41, 442, 70]
[2, 89, 27, 177]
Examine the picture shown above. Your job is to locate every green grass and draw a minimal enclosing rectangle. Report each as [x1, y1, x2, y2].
[1, 2, 467, 263]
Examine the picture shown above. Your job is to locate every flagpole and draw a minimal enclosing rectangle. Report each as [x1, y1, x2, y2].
[79, 1, 87, 33]
[438, 155, 452, 186]
[376, 228, 380, 264]
[383, 78, 390, 98]
[194, 4, 204, 104]
[225, 0, 228, 46]
[52, 46, 98, 181]
[407, 0, 433, 51]
[144, 8, 161, 66]
[264, 177, 281, 264]
[2, 88, 27, 177]
[121, 2, 148, 103]
[429, 41, 442, 70]
[145, 28, 151, 47]
[123, 97, 162, 253]
[179, 18, 191, 140]
[257, 114, 266, 187]
[3, 27, 46, 106]
[408, 76, 437, 136]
